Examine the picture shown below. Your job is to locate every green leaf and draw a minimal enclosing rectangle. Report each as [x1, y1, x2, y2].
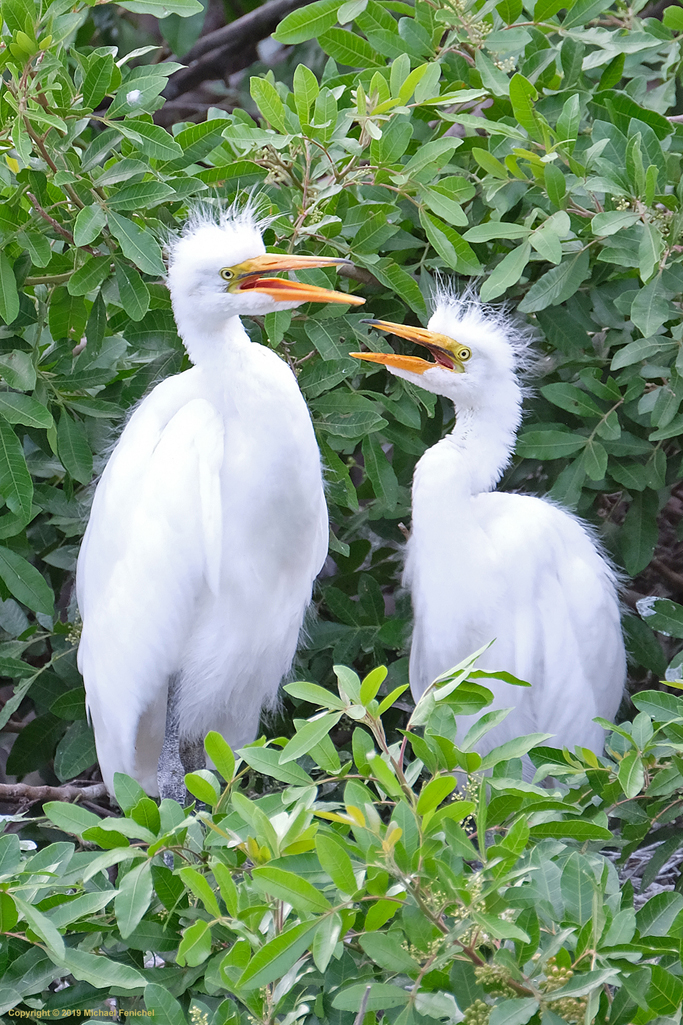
[354, 212, 400, 253]
[252, 865, 331, 913]
[0, 419, 32, 521]
[591, 210, 640, 236]
[238, 920, 318, 989]
[54, 721, 97, 781]
[517, 429, 586, 459]
[116, 119, 183, 162]
[109, 181, 175, 211]
[107, 212, 166, 276]
[518, 250, 590, 312]
[185, 768, 220, 805]
[529, 820, 613, 841]
[57, 411, 93, 484]
[204, 730, 235, 781]
[293, 63, 319, 125]
[318, 26, 383, 67]
[636, 891, 683, 937]
[315, 832, 358, 893]
[636, 596, 683, 638]
[647, 964, 683, 1016]
[420, 210, 482, 275]
[273, 0, 341, 43]
[178, 866, 221, 917]
[250, 77, 287, 132]
[114, 772, 147, 813]
[43, 801, 101, 835]
[0, 393, 53, 430]
[480, 243, 531, 301]
[362, 433, 398, 510]
[177, 919, 212, 966]
[55, 947, 145, 988]
[0, 891, 18, 933]
[14, 896, 65, 957]
[73, 205, 107, 248]
[0, 351, 36, 392]
[541, 383, 603, 418]
[0, 546, 53, 615]
[333, 983, 409, 1011]
[416, 776, 457, 814]
[115, 859, 153, 938]
[360, 931, 420, 973]
[114, 260, 150, 322]
[0, 253, 19, 326]
[631, 275, 673, 335]
[144, 983, 188, 1025]
[621, 489, 658, 576]
[509, 74, 541, 141]
[556, 94, 580, 152]
[239, 744, 314, 785]
[68, 255, 111, 296]
[280, 711, 342, 763]
[663, 4, 683, 29]
[118, 0, 202, 14]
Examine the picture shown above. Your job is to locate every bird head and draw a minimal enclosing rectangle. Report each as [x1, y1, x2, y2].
[167, 209, 364, 329]
[350, 297, 522, 404]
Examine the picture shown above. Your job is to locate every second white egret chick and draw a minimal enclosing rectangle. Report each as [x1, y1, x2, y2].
[77, 207, 364, 804]
[351, 292, 625, 765]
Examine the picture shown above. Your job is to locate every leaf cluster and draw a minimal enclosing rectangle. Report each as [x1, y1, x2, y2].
[1, 659, 683, 1023]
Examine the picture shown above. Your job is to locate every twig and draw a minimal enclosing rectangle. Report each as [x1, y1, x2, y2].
[26, 192, 74, 244]
[337, 264, 381, 287]
[352, 986, 372, 1025]
[0, 782, 107, 804]
[652, 558, 683, 593]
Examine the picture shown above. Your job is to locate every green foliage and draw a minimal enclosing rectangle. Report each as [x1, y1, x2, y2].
[1, 0, 683, 947]
[1, 0, 683, 792]
[0, 660, 682, 1020]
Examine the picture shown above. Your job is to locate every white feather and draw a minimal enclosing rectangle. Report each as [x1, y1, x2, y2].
[77, 213, 329, 795]
[385, 293, 625, 768]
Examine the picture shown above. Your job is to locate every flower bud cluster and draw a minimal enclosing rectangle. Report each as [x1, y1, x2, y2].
[474, 964, 518, 997]
[463, 999, 491, 1025]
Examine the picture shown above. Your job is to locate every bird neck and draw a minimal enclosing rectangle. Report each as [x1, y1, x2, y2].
[415, 381, 522, 510]
[175, 313, 251, 367]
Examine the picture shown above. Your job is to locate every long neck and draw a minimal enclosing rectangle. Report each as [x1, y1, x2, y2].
[445, 379, 522, 495]
[174, 311, 251, 367]
[411, 379, 522, 533]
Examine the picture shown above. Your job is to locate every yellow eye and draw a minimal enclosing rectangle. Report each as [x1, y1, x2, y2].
[220, 268, 234, 281]
[458, 346, 472, 362]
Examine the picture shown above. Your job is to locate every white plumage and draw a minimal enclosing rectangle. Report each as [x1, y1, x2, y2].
[77, 208, 363, 798]
[352, 293, 625, 763]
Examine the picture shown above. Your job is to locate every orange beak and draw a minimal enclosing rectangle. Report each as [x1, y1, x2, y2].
[233, 254, 365, 306]
[350, 319, 465, 374]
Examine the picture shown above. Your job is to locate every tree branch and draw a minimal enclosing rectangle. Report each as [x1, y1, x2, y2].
[0, 782, 108, 804]
[163, 0, 311, 102]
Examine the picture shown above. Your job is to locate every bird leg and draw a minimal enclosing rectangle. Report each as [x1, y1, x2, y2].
[179, 737, 206, 775]
[157, 673, 186, 807]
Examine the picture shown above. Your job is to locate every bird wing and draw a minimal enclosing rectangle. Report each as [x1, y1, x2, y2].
[76, 385, 225, 793]
[478, 494, 625, 749]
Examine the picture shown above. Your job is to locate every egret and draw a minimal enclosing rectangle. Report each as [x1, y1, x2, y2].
[351, 291, 625, 765]
[76, 207, 364, 803]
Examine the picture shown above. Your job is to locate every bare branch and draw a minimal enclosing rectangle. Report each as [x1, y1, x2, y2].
[0, 782, 108, 804]
[163, 0, 310, 103]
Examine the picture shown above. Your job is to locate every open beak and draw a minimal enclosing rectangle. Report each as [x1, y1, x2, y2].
[233, 254, 365, 305]
[350, 317, 463, 375]
[350, 319, 465, 374]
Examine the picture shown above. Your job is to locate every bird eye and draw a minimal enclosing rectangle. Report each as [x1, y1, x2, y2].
[458, 347, 472, 362]
[220, 268, 234, 281]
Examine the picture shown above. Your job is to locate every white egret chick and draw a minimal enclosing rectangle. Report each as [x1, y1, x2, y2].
[77, 208, 364, 802]
[351, 292, 625, 763]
